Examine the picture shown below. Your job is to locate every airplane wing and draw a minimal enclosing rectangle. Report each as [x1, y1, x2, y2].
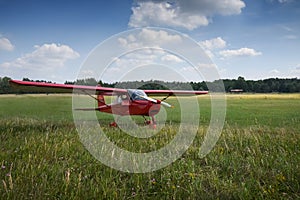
[9, 80, 127, 95]
[143, 89, 208, 96]
[10, 80, 208, 96]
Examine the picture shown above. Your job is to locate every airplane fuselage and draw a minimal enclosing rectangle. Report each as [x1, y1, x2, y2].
[99, 100, 161, 116]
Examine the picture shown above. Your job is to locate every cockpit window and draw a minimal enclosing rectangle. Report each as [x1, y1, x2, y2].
[127, 89, 147, 100]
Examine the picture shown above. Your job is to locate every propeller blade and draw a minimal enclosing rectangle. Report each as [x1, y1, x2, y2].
[139, 95, 157, 103]
[139, 95, 173, 108]
[161, 101, 173, 108]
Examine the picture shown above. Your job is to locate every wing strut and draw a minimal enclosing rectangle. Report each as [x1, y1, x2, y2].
[161, 94, 171, 102]
[81, 89, 99, 102]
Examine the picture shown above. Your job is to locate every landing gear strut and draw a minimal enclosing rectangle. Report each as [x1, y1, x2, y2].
[143, 116, 157, 129]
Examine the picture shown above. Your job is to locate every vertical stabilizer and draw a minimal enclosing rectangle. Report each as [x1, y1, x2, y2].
[97, 94, 106, 107]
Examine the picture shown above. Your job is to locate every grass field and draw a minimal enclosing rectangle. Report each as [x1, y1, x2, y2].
[0, 94, 299, 199]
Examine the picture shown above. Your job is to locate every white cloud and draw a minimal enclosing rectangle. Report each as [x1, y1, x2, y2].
[112, 49, 160, 68]
[267, 0, 293, 3]
[284, 35, 298, 40]
[199, 38, 262, 61]
[219, 47, 262, 58]
[199, 37, 227, 58]
[103, 50, 186, 82]
[161, 54, 184, 63]
[292, 65, 300, 73]
[129, 2, 208, 30]
[118, 28, 182, 49]
[0, 37, 14, 51]
[1, 43, 80, 70]
[270, 69, 280, 74]
[197, 63, 218, 69]
[278, 0, 293, 3]
[1, 43, 80, 81]
[129, 0, 245, 30]
[200, 37, 227, 50]
[104, 28, 189, 82]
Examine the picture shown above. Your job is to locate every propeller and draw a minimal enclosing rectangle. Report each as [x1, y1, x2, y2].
[139, 95, 173, 108]
[160, 101, 173, 108]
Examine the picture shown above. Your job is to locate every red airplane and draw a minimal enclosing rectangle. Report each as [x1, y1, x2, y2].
[10, 80, 208, 128]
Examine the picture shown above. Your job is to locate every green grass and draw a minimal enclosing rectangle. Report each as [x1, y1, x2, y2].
[0, 94, 300, 199]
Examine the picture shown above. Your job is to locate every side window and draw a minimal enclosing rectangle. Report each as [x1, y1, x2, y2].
[115, 94, 129, 104]
[121, 94, 128, 101]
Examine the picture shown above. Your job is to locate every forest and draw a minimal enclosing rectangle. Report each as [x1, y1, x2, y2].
[1, 76, 300, 94]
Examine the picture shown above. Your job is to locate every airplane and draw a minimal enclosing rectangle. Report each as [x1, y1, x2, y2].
[9, 80, 208, 128]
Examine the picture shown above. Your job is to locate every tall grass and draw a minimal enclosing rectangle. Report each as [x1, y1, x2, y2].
[0, 94, 299, 199]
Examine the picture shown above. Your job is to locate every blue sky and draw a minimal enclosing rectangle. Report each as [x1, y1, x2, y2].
[0, 0, 300, 82]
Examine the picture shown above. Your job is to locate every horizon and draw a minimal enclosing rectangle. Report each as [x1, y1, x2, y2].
[2, 76, 299, 94]
[3, 75, 299, 84]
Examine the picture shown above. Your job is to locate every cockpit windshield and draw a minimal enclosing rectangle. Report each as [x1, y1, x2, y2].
[127, 89, 147, 101]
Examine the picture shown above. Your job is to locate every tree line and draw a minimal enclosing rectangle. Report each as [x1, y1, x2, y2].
[222, 76, 300, 93]
[1, 76, 299, 94]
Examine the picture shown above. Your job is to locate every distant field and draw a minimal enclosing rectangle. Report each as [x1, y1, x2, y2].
[1, 93, 299, 128]
[0, 94, 299, 199]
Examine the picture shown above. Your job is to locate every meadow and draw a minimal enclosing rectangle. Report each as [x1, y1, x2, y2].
[0, 94, 299, 199]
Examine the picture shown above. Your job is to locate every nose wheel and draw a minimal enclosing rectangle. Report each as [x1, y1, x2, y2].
[143, 116, 157, 129]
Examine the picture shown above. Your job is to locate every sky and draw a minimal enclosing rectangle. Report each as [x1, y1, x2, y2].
[0, 0, 300, 83]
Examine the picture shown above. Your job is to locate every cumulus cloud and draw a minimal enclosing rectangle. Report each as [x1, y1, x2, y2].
[114, 28, 185, 76]
[199, 37, 261, 60]
[111, 49, 161, 69]
[219, 47, 262, 58]
[1, 43, 80, 81]
[0, 37, 14, 51]
[129, 2, 209, 30]
[1, 43, 80, 70]
[118, 28, 182, 49]
[199, 37, 227, 58]
[200, 37, 227, 50]
[161, 54, 184, 63]
[129, 0, 245, 30]
[102, 49, 190, 82]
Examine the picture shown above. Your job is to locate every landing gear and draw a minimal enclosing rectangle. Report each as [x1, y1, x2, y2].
[143, 116, 157, 129]
[109, 115, 120, 127]
[149, 123, 157, 129]
[109, 116, 157, 129]
[150, 116, 157, 129]
[109, 121, 118, 127]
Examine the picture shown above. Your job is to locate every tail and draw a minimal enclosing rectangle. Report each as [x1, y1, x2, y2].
[97, 94, 106, 107]
[96, 83, 106, 107]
